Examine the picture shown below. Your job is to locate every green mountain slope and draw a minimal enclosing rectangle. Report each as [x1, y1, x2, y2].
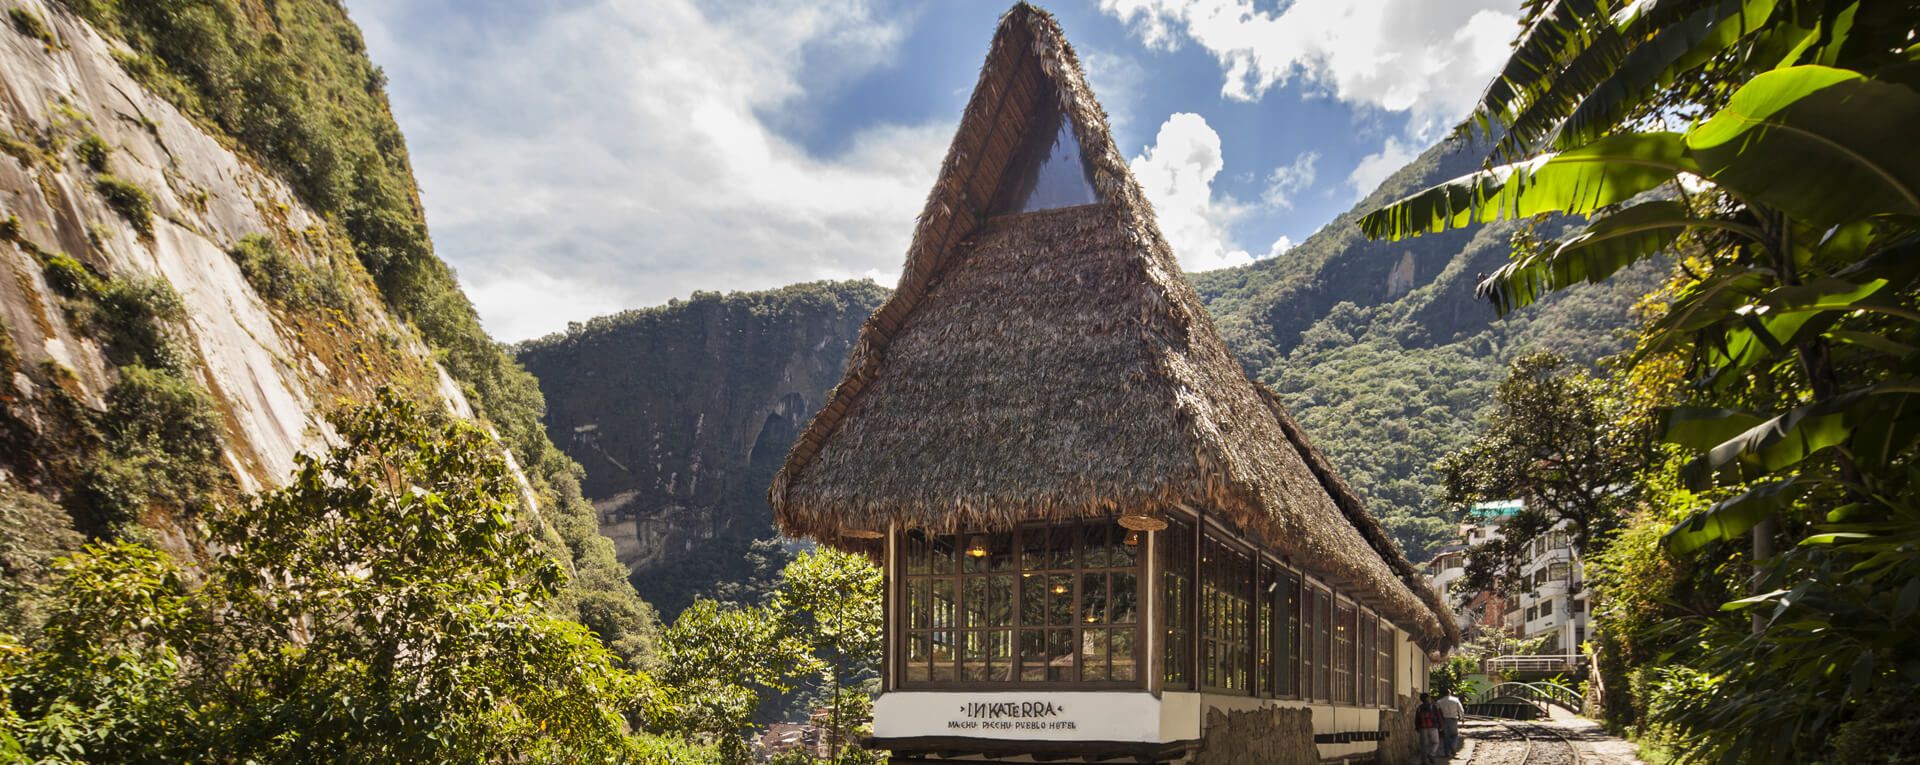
[29, 0, 658, 659]
[1192, 137, 1660, 558]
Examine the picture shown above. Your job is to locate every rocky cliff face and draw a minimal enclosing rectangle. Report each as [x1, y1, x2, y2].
[0, 1, 653, 659]
[516, 281, 886, 616]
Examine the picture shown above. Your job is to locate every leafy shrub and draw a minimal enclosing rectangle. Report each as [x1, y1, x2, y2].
[0, 485, 83, 635]
[76, 364, 228, 530]
[35, 252, 102, 299]
[225, 233, 347, 309]
[7, 8, 52, 45]
[75, 132, 108, 171]
[94, 276, 188, 370]
[93, 174, 152, 237]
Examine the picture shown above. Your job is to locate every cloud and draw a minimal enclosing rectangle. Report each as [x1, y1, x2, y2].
[1080, 48, 1146, 135]
[1098, 0, 1517, 140]
[1347, 136, 1418, 199]
[350, 0, 948, 341]
[1129, 113, 1259, 272]
[1261, 151, 1319, 210]
[1267, 236, 1296, 258]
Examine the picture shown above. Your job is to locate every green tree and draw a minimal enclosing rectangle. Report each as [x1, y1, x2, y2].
[658, 599, 817, 765]
[1438, 352, 1642, 553]
[1, 390, 655, 763]
[1364, 1, 1920, 760]
[770, 548, 883, 764]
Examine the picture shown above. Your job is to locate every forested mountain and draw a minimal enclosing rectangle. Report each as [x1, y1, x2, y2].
[516, 282, 887, 617]
[0, 0, 654, 660]
[1191, 136, 1663, 557]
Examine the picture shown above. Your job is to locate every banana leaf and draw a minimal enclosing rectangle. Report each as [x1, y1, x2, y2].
[1687, 66, 1920, 226]
[1554, 0, 1781, 151]
[1666, 478, 1801, 554]
[1360, 132, 1691, 241]
[1479, 200, 1695, 313]
[1659, 406, 1767, 450]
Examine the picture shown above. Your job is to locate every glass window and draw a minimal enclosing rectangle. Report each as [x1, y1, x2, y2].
[1161, 516, 1195, 690]
[900, 520, 1141, 688]
[1315, 589, 1332, 701]
[1280, 571, 1300, 698]
[1377, 619, 1395, 707]
[1298, 585, 1315, 700]
[989, 95, 1099, 215]
[1257, 562, 1275, 697]
[1200, 533, 1253, 692]
[1333, 602, 1353, 704]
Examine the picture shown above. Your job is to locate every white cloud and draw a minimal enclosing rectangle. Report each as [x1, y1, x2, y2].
[351, 0, 948, 341]
[1261, 151, 1319, 210]
[1098, 0, 1517, 141]
[1347, 136, 1418, 199]
[1267, 235, 1296, 258]
[1080, 49, 1146, 134]
[1129, 113, 1258, 272]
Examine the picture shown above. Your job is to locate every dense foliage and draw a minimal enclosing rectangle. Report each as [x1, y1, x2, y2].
[1375, 0, 1920, 760]
[0, 393, 886, 764]
[2, 392, 652, 762]
[1437, 352, 1644, 583]
[52, 0, 657, 662]
[652, 547, 884, 765]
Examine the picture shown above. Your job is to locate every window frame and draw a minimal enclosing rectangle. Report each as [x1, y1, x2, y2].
[895, 520, 1144, 691]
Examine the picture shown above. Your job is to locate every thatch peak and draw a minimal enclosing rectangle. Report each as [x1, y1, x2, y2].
[767, 3, 1456, 648]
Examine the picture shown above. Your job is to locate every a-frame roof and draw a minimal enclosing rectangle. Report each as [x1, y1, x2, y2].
[768, 3, 1456, 648]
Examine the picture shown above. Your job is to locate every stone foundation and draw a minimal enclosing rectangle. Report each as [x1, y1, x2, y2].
[1191, 706, 1318, 765]
[1374, 696, 1417, 765]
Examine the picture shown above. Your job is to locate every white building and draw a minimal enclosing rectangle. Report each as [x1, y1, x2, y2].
[1510, 523, 1588, 656]
[1424, 501, 1589, 657]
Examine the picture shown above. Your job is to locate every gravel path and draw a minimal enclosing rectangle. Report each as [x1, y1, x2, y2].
[1452, 716, 1644, 765]
[1462, 719, 1577, 765]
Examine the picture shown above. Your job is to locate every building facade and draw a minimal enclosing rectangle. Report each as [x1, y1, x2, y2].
[1423, 501, 1588, 657]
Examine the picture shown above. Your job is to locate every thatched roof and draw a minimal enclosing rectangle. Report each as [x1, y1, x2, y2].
[768, 3, 1454, 648]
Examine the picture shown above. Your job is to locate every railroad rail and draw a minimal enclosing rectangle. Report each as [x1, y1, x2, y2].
[1466, 717, 1580, 765]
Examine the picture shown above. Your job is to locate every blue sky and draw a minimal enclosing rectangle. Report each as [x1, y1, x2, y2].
[349, 0, 1519, 341]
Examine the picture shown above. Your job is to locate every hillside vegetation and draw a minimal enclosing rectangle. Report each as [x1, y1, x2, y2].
[48, 0, 656, 659]
[1193, 137, 1660, 559]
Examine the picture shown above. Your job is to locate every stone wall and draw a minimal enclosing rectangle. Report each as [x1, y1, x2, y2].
[1191, 706, 1319, 765]
[1375, 696, 1418, 765]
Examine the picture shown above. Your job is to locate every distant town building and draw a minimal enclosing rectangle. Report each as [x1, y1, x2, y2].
[1424, 500, 1588, 657]
[753, 722, 814, 761]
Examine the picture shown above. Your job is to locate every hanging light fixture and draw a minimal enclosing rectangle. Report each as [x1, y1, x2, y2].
[965, 535, 990, 558]
[1123, 530, 1141, 547]
[1050, 582, 1070, 595]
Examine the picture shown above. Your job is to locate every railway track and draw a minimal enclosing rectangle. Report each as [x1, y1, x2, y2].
[1464, 717, 1580, 765]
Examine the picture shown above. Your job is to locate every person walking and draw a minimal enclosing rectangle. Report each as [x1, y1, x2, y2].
[1436, 688, 1466, 758]
[1415, 692, 1444, 765]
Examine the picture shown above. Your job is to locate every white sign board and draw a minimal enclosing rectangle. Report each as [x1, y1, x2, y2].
[874, 691, 1164, 743]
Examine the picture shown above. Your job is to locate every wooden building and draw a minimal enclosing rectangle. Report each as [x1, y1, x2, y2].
[768, 5, 1459, 763]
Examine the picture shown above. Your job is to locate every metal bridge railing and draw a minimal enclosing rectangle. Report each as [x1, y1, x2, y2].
[1469, 681, 1583, 715]
[1483, 653, 1585, 674]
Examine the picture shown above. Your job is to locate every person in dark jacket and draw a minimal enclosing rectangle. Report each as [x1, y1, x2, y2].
[1415, 692, 1444, 764]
